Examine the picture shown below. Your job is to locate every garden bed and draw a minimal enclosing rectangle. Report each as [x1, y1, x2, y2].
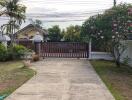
[90, 60, 132, 100]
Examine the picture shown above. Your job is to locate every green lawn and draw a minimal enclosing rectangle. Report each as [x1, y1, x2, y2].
[0, 61, 35, 99]
[90, 60, 132, 100]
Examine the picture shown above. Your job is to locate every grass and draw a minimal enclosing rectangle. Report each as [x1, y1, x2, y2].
[90, 60, 132, 100]
[0, 61, 36, 99]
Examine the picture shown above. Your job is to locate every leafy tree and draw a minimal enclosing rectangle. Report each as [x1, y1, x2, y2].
[61, 29, 65, 34]
[64, 25, 81, 42]
[0, 0, 26, 45]
[81, 3, 132, 67]
[48, 25, 62, 42]
[29, 19, 43, 28]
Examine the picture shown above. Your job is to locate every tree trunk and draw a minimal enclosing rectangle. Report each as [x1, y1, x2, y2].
[10, 23, 13, 47]
[115, 57, 121, 67]
[10, 18, 15, 47]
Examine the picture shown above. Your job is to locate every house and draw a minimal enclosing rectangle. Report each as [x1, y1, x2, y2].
[15, 24, 48, 41]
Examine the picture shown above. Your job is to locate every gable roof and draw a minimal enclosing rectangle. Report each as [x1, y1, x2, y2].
[15, 24, 48, 36]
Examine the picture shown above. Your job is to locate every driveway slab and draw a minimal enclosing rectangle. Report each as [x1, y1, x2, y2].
[5, 58, 115, 100]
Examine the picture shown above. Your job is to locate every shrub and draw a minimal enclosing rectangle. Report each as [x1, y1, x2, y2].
[9, 45, 28, 59]
[0, 44, 30, 61]
[123, 56, 131, 65]
[0, 43, 8, 61]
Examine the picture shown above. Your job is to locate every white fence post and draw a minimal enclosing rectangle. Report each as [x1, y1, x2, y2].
[89, 39, 92, 59]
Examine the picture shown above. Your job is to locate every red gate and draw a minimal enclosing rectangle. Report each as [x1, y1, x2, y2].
[41, 42, 89, 58]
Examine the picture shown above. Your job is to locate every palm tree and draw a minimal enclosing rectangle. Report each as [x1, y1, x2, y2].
[1, 20, 20, 36]
[0, 0, 26, 45]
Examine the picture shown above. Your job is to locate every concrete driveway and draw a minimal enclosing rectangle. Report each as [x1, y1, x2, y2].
[5, 58, 115, 100]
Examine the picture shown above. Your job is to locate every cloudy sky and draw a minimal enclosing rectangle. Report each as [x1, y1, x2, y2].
[0, 0, 132, 29]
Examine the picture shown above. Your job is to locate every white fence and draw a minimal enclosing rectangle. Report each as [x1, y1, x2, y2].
[88, 40, 114, 60]
[90, 52, 114, 60]
[89, 40, 132, 67]
[120, 40, 132, 67]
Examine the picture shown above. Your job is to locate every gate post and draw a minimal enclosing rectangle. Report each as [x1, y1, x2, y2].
[89, 39, 92, 59]
[33, 32, 43, 57]
[34, 42, 41, 56]
[86, 43, 89, 58]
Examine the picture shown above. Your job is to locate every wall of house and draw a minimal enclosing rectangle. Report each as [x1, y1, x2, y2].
[17, 30, 43, 39]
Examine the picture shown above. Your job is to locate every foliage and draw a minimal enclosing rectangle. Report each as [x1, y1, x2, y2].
[123, 56, 131, 65]
[0, 0, 26, 24]
[0, 0, 26, 45]
[63, 25, 81, 42]
[29, 19, 43, 28]
[81, 3, 132, 67]
[48, 25, 62, 42]
[10, 45, 28, 59]
[0, 44, 29, 61]
[0, 43, 9, 61]
[1, 20, 20, 35]
[81, 14, 113, 51]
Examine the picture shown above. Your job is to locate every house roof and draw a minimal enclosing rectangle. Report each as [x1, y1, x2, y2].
[15, 24, 48, 36]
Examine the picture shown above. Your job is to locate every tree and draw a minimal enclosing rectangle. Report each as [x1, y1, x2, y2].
[29, 19, 43, 28]
[64, 25, 81, 42]
[0, 0, 26, 45]
[1, 20, 20, 35]
[48, 25, 62, 42]
[81, 3, 132, 67]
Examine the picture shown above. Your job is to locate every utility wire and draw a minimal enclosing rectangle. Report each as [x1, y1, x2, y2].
[21, 0, 113, 3]
[0, 10, 105, 22]
[0, 0, 114, 22]
[114, 0, 117, 6]
[0, 9, 106, 18]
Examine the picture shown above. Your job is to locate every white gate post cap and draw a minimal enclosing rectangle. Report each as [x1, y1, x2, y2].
[33, 32, 43, 42]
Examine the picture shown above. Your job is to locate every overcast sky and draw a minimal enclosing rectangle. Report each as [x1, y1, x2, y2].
[0, 0, 132, 29]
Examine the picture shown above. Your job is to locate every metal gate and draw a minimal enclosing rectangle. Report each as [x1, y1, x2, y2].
[41, 42, 89, 58]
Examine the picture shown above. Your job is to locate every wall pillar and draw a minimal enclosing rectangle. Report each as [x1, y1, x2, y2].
[89, 39, 92, 59]
[34, 42, 41, 56]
